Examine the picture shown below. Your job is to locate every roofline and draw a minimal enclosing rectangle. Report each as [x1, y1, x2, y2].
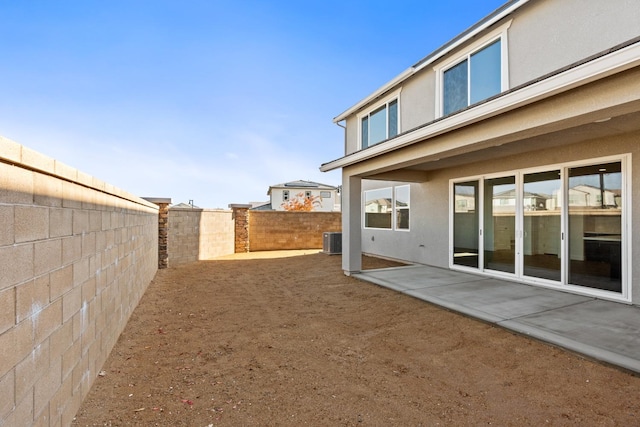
[321, 38, 640, 172]
[332, 0, 529, 123]
[269, 181, 338, 190]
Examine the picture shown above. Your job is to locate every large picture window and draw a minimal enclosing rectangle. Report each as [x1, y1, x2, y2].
[364, 185, 410, 230]
[364, 188, 392, 229]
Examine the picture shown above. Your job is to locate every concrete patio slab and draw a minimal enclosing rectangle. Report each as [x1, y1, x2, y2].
[355, 264, 640, 374]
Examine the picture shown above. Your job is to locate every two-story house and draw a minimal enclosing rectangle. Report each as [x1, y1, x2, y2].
[267, 180, 340, 211]
[321, 0, 640, 305]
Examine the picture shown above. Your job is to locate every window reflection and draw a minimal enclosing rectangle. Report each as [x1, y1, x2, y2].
[453, 181, 479, 268]
[523, 171, 561, 281]
[568, 162, 622, 292]
[484, 176, 515, 274]
[364, 188, 393, 229]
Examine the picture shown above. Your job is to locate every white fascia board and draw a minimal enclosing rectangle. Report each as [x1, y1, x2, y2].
[332, 0, 530, 124]
[320, 41, 640, 172]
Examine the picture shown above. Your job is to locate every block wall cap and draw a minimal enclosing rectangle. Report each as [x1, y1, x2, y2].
[143, 197, 172, 204]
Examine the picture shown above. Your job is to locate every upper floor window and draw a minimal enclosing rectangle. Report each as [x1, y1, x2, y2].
[358, 89, 401, 149]
[283, 190, 290, 201]
[443, 39, 501, 115]
[304, 191, 312, 199]
[436, 20, 510, 117]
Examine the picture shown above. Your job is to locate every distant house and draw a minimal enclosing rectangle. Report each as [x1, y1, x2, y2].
[268, 180, 340, 212]
[321, 0, 639, 304]
[171, 202, 201, 209]
[249, 201, 272, 210]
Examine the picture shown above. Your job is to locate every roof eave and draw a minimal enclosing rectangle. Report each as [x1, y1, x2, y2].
[321, 40, 640, 172]
[332, 0, 530, 124]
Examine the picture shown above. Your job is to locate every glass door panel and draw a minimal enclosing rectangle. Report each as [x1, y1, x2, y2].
[568, 162, 622, 292]
[483, 176, 516, 274]
[453, 181, 479, 268]
[523, 171, 561, 281]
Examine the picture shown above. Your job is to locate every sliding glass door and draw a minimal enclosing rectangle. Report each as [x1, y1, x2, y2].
[568, 162, 622, 292]
[450, 158, 626, 298]
[453, 181, 479, 268]
[484, 176, 516, 274]
[522, 170, 562, 282]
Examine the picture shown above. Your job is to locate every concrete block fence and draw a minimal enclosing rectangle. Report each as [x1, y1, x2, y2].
[246, 210, 342, 251]
[0, 136, 341, 425]
[166, 206, 341, 264]
[166, 207, 234, 265]
[0, 137, 158, 426]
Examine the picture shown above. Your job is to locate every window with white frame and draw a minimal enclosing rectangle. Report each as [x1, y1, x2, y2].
[363, 185, 410, 230]
[283, 190, 289, 202]
[364, 188, 392, 229]
[305, 190, 312, 199]
[359, 89, 401, 149]
[436, 21, 510, 117]
[395, 185, 410, 230]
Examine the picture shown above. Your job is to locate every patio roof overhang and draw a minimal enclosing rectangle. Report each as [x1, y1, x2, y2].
[320, 39, 640, 181]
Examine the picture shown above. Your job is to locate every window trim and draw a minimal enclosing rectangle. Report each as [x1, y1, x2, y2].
[357, 88, 402, 150]
[435, 20, 511, 118]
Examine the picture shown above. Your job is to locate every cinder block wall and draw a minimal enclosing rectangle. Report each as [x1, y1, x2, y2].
[0, 137, 158, 426]
[248, 211, 341, 251]
[167, 208, 234, 265]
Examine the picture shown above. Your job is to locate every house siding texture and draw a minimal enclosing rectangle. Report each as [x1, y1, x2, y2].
[0, 137, 158, 426]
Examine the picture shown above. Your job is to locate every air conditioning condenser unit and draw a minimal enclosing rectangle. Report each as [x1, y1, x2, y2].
[323, 232, 342, 255]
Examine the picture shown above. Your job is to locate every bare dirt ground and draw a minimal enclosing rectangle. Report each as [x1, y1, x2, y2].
[73, 251, 640, 426]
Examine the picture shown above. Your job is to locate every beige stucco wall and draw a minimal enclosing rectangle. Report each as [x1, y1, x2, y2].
[0, 137, 158, 426]
[167, 208, 234, 265]
[508, 0, 640, 87]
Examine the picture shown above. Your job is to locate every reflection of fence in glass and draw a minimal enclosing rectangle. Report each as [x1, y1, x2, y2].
[568, 162, 622, 292]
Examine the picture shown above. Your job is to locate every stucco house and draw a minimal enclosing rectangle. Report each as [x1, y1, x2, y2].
[268, 180, 340, 212]
[321, 0, 640, 305]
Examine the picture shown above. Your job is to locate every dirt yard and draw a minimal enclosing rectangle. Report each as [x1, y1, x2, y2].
[73, 251, 639, 426]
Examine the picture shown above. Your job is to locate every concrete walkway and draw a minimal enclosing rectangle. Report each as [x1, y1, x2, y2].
[354, 264, 640, 374]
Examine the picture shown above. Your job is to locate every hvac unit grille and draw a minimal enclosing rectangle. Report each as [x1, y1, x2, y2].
[322, 232, 342, 255]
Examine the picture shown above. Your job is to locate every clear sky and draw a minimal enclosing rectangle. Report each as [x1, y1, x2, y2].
[0, 0, 507, 208]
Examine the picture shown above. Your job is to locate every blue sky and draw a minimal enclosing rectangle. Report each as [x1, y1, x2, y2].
[0, 0, 506, 208]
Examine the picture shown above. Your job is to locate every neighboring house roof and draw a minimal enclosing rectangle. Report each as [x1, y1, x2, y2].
[267, 180, 338, 195]
[171, 202, 201, 209]
[250, 202, 273, 210]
